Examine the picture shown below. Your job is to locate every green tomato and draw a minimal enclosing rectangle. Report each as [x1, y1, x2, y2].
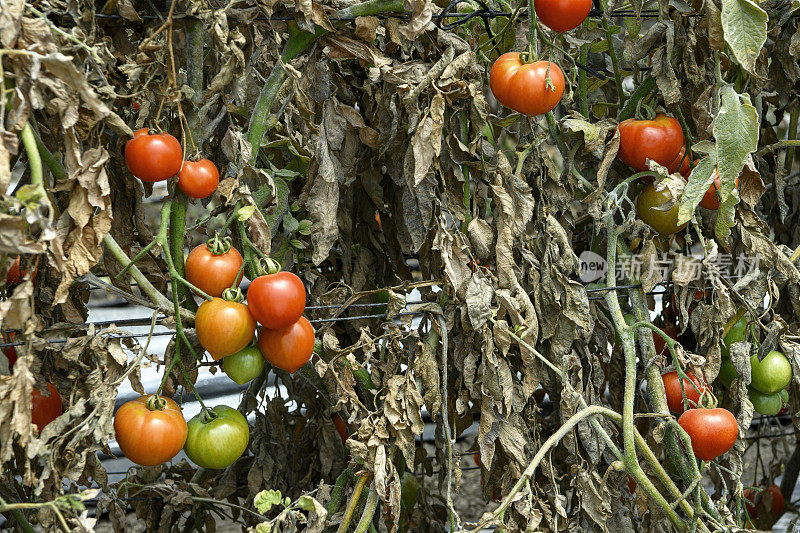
[717, 357, 739, 389]
[748, 387, 789, 416]
[184, 405, 249, 469]
[750, 350, 793, 395]
[222, 346, 264, 385]
[373, 289, 390, 316]
[400, 471, 420, 511]
[721, 312, 748, 358]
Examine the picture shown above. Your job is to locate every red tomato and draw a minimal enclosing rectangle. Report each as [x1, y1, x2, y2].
[617, 114, 684, 172]
[745, 484, 784, 518]
[627, 475, 637, 494]
[652, 321, 680, 355]
[178, 159, 220, 199]
[677, 408, 738, 461]
[332, 413, 348, 445]
[661, 371, 706, 413]
[31, 382, 62, 432]
[3, 331, 17, 370]
[185, 243, 243, 298]
[534, 0, 592, 32]
[124, 128, 183, 182]
[667, 147, 691, 176]
[195, 298, 256, 360]
[6, 257, 21, 285]
[258, 317, 315, 373]
[247, 272, 307, 330]
[473, 451, 482, 467]
[489, 54, 565, 116]
[114, 395, 187, 466]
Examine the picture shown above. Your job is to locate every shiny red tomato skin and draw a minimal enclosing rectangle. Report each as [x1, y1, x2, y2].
[185, 244, 243, 298]
[124, 129, 183, 182]
[258, 317, 315, 373]
[677, 408, 738, 461]
[652, 322, 680, 355]
[661, 371, 706, 413]
[489, 54, 565, 116]
[195, 298, 256, 360]
[617, 114, 684, 172]
[178, 159, 220, 199]
[247, 272, 307, 330]
[114, 395, 187, 466]
[668, 147, 692, 175]
[31, 382, 63, 432]
[534, 0, 592, 32]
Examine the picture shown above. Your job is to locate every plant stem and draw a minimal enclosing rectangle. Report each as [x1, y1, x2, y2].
[353, 482, 379, 533]
[0, 496, 37, 533]
[602, 19, 625, 109]
[20, 123, 43, 188]
[618, 76, 655, 121]
[578, 44, 589, 117]
[338, 473, 372, 533]
[169, 191, 197, 311]
[102, 234, 175, 314]
[527, 0, 538, 58]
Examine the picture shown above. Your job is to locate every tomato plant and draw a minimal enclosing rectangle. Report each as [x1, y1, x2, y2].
[258, 316, 315, 373]
[31, 382, 62, 432]
[124, 128, 183, 182]
[534, 0, 592, 33]
[636, 184, 688, 235]
[178, 158, 220, 199]
[677, 408, 738, 461]
[222, 345, 264, 384]
[113, 395, 187, 466]
[195, 296, 256, 360]
[748, 388, 788, 416]
[489, 54, 565, 116]
[750, 351, 792, 394]
[617, 114, 684, 172]
[185, 240, 243, 297]
[661, 371, 705, 413]
[184, 405, 249, 469]
[247, 271, 307, 330]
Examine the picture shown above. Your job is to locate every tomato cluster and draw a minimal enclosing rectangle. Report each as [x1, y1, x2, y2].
[488, 0, 590, 116]
[124, 129, 220, 199]
[715, 311, 793, 415]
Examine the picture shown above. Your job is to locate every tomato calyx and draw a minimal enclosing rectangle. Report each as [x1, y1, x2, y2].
[635, 99, 657, 121]
[221, 286, 245, 303]
[146, 394, 167, 411]
[199, 407, 219, 424]
[206, 233, 233, 256]
[256, 257, 282, 276]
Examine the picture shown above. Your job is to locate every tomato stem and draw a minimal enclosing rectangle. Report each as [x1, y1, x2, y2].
[527, 0, 538, 61]
[146, 395, 166, 411]
[222, 287, 244, 303]
[206, 233, 233, 256]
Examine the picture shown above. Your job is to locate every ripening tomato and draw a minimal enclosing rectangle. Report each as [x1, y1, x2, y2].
[489, 54, 565, 116]
[114, 395, 187, 466]
[31, 382, 62, 432]
[534, 0, 592, 32]
[178, 159, 220, 199]
[258, 316, 315, 373]
[661, 371, 706, 413]
[124, 129, 183, 182]
[750, 351, 792, 395]
[667, 147, 692, 176]
[332, 413, 348, 445]
[247, 272, 307, 330]
[184, 405, 249, 469]
[617, 114, 684, 172]
[745, 484, 784, 518]
[653, 322, 680, 355]
[678, 407, 738, 461]
[195, 298, 256, 360]
[6, 257, 21, 285]
[636, 184, 688, 236]
[222, 345, 264, 385]
[185, 243, 243, 298]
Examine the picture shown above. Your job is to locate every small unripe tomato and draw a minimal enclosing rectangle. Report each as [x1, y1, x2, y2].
[636, 184, 687, 236]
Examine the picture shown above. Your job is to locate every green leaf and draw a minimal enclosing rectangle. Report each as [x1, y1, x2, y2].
[715, 191, 739, 242]
[721, 0, 767, 74]
[714, 85, 759, 192]
[678, 156, 718, 224]
[295, 495, 317, 511]
[264, 176, 289, 231]
[255, 524, 273, 533]
[290, 239, 305, 250]
[297, 219, 312, 235]
[284, 213, 299, 233]
[237, 205, 256, 221]
[691, 140, 716, 155]
[254, 489, 283, 514]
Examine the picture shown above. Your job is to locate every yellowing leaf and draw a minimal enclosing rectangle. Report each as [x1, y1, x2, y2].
[721, 0, 767, 74]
